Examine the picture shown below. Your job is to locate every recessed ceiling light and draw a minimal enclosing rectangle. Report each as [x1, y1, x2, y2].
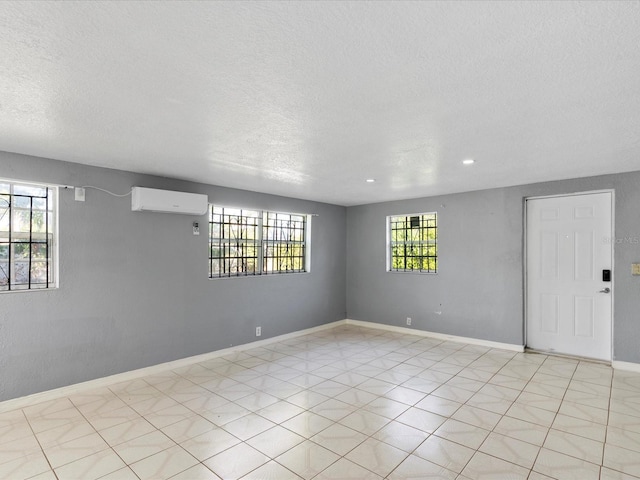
[462, 159, 475, 165]
[366, 179, 376, 183]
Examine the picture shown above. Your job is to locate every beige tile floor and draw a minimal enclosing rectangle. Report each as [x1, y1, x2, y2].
[1, 324, 640, 479]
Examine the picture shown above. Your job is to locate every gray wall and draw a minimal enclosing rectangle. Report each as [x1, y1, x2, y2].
[4, 150, 640, 403]
[347, 172, 640, 364]
[0, 152, 347, 401]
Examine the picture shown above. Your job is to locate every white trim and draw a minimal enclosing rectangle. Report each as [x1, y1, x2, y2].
[0, 180, 59, 293]
[613, 360, 640, 373]
[305, 214, 312, 273]
[53, 184, 60, 289]
[209, 204, 314, 218]
[0, 176, 67, 190]
[0, 318, 531, 413]
[524, 189, 616, 201]
[525, 348, 610, 365]
[610, 191, 616, 362]
[208, 206, 311, 277]
[11, 312, 638, 415]
[0, 320, 346, 414]
[386, 212, 438, 274]
[345, 319, 525, 352]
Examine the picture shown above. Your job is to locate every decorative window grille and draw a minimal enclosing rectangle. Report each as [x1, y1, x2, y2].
[209, 207, 261, 277]
[263, 212, 306, 273]
[0, 180, 57, 291]
[388, 212, 437, 273]
[209, 206, 308, 278]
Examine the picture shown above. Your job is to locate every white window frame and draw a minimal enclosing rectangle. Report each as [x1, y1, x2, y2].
[208, 205, 310, 278]
[387, 211, 438, 274]
[0, 178, 58, 292]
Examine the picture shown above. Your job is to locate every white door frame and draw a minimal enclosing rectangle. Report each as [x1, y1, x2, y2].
[524, 189, 615, 361]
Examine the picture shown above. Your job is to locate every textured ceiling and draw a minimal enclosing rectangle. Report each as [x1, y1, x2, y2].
[0, 1, 639, 206]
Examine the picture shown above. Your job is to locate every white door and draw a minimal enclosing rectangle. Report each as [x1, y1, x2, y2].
[526, 192, 612, 360]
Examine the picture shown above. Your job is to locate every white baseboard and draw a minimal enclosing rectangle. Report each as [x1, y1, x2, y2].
[0, 319, 346, 414]
[4, 316, 636, 415]
[0, 318, 534, 413]
[344, 319, 525, 353]
[612, 360, 640, 372]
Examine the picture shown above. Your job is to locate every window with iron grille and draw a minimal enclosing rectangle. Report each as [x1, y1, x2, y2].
[388, 212, 437, 273]
[0, 179, 57, 291]
[263, 211, 307, 273]
[209, 205, 308, 277]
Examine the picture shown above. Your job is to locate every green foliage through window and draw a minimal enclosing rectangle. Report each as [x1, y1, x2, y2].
[388, 213, 437, 273]
[0, 180, 56, 291]
[209, 206, 308, 277]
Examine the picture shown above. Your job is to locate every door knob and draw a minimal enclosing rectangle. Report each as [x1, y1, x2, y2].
[599, 287, 611, 293]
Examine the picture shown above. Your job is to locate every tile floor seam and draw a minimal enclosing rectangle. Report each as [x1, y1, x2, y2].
[64, 390, 183, 480]
[529, 368, 573, 480]
[63, 393, 147, 476]
[529, 359, 606, 480]
[3, 326, 640, 480]
[22, 407, 60, 480]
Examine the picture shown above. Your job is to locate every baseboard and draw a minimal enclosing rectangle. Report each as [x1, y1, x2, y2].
[344, 319, 525, 353]
[4, 316, 634, 415]
[0, 318, 530, 413]
[0, 319, 347, 414]
[612, 360, 640, 372]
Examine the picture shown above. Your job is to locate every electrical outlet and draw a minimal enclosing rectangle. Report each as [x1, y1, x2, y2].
[256, 326, 262, 337]
[406, 317, 412, 326]
[74, 187, 85, 202]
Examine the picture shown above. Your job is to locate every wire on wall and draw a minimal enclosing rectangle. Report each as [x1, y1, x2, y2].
[80, 186, 133, 197]
[60, 185, 132, 197]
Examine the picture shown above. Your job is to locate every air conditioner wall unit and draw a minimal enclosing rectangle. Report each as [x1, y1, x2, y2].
[131, 187, 208, 215]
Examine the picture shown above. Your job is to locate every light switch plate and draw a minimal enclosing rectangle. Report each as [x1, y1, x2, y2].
[632, 263, 640, 276]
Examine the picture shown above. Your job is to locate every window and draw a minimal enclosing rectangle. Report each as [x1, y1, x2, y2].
[262, 211, 307, 273]
[0, 179, 57, 291]
[209, 206, 308, 277]
[388, 212, 437, 273]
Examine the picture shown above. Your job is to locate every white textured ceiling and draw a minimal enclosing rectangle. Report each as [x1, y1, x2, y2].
[1, 1, 639, 206]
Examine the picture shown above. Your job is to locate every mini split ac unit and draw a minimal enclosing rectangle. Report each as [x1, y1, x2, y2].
[131, 187, 208, 215]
